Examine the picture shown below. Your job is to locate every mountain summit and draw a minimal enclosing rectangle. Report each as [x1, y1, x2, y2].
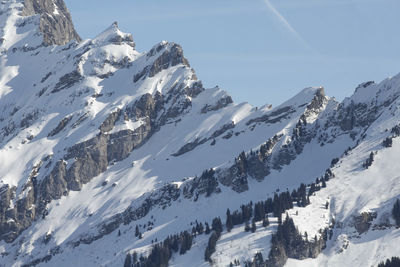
[0, 1, 400, 267]
[0, 0, 80, 47]
[22, 0, 81, 45]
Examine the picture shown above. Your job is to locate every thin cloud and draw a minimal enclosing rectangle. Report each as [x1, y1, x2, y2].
[263, 0, 311, 49]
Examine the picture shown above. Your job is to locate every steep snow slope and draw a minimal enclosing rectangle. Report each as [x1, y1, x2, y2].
[0, 1, 400, 267]
[0, 0, 332, 264]
[286, 75, 400, 267]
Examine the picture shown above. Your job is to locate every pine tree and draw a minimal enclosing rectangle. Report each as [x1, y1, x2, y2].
[132, 252, 138, 263]
[309, 183, 316, 196]
[196, 222, 204, 234]
[251, 218, 257, 233]
[363, 152, 374, 169]
[264, 198, 273, 214]
[135, 225, 139, 237]
[179, 231, 193, 255]
[392, 199, 400, 226]
[124, 253, 132, 267]
[254, 202, 265, 222]
[205, 222, 211, 234]
[268, 235, 287, 267]
[263, 216, 270, 227]
[244, 220, 250, 232]
[212, 217, 223, 236]
[330, 158, 339, 167]
[192, 226, 197, 236]
[273, 193, 281, 217]
[383, 137, 393, 148]
[171, 236, 179, 252]
[253, 252, 264, 266]
[202, 169, 217, 197]
[204, 232, 219, 262]
[226, 209, 233, 232]
[321, 178, 327, 188]
[378, 256, 400, 267]
[237, 151, 247, 175]
[298, 183, 308, 207]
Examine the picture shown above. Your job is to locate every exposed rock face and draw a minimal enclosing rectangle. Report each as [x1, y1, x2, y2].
[0, 86, 197, 242]
[353, 212, 377, 234]
[22, 0, 81, 45]
[0, 185, 17, 242]
[172, 137, 208, 157]
[134, 42, 191, 83]
[48, 115, 73, 137]
[149, 43, 189, 77]
[172, 121, 235, 157]
[201, 95, 233, 114]
[52, 71, 83, 93]
[106, 22, 135, 48]
[246, 106, 295, 126]
[99, 109, 122, 133]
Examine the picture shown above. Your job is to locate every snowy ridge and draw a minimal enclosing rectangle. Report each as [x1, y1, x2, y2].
[0, 1, 400, 267]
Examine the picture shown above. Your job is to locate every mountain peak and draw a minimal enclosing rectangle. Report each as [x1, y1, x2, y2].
[22, 0, 81, 45]
[1, 3, 400, 267]
[93, 21, 135, 48]
[276, 86, 326, 111]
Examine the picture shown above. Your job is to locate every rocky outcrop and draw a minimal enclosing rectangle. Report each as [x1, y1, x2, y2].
[149, 43, 189, 77]
[185, 81, 204, 98]
[22, 0, 81, 46]
[201, 95, 233, 114]
[51, 70, 83, 93]
[105, 22, 135, 48]
[172, 138, 208, 157]
[134, 42, 190, 82]
[354, 81, 375, 94]
[246, 106, 295, 126]
[353, 212, 377, 234]
[183, 169, 220, 199]
[0, 85, 196, 242]
[20, 109, 40, 129]
[48, 115, 73, 137]
[210, 121, 235, 139]
[172, 121, 235, 157]
[336, 102, 376, 132]
[180, 89, 329, 194]
[0, 185, 17, 242]
[323, 86, 397, 140]
[273, 90, 327, 169]
[99, 109, 121, 133]
[216, 136, 280, 191]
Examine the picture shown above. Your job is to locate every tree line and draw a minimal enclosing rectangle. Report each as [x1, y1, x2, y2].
[123, 167, 334, 266]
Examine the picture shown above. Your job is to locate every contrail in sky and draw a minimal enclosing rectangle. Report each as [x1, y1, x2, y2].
[263, 0, 310, 49]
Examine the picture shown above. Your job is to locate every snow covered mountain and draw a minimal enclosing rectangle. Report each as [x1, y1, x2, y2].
[0, 1, 400, 266]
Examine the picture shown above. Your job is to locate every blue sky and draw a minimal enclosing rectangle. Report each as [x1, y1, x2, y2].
[65, 0, 400, 107]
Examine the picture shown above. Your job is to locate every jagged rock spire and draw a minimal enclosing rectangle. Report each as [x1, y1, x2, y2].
[22, 0, 81, 45]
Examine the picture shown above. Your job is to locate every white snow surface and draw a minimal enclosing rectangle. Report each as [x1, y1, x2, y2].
[0, 2, 399, 267]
